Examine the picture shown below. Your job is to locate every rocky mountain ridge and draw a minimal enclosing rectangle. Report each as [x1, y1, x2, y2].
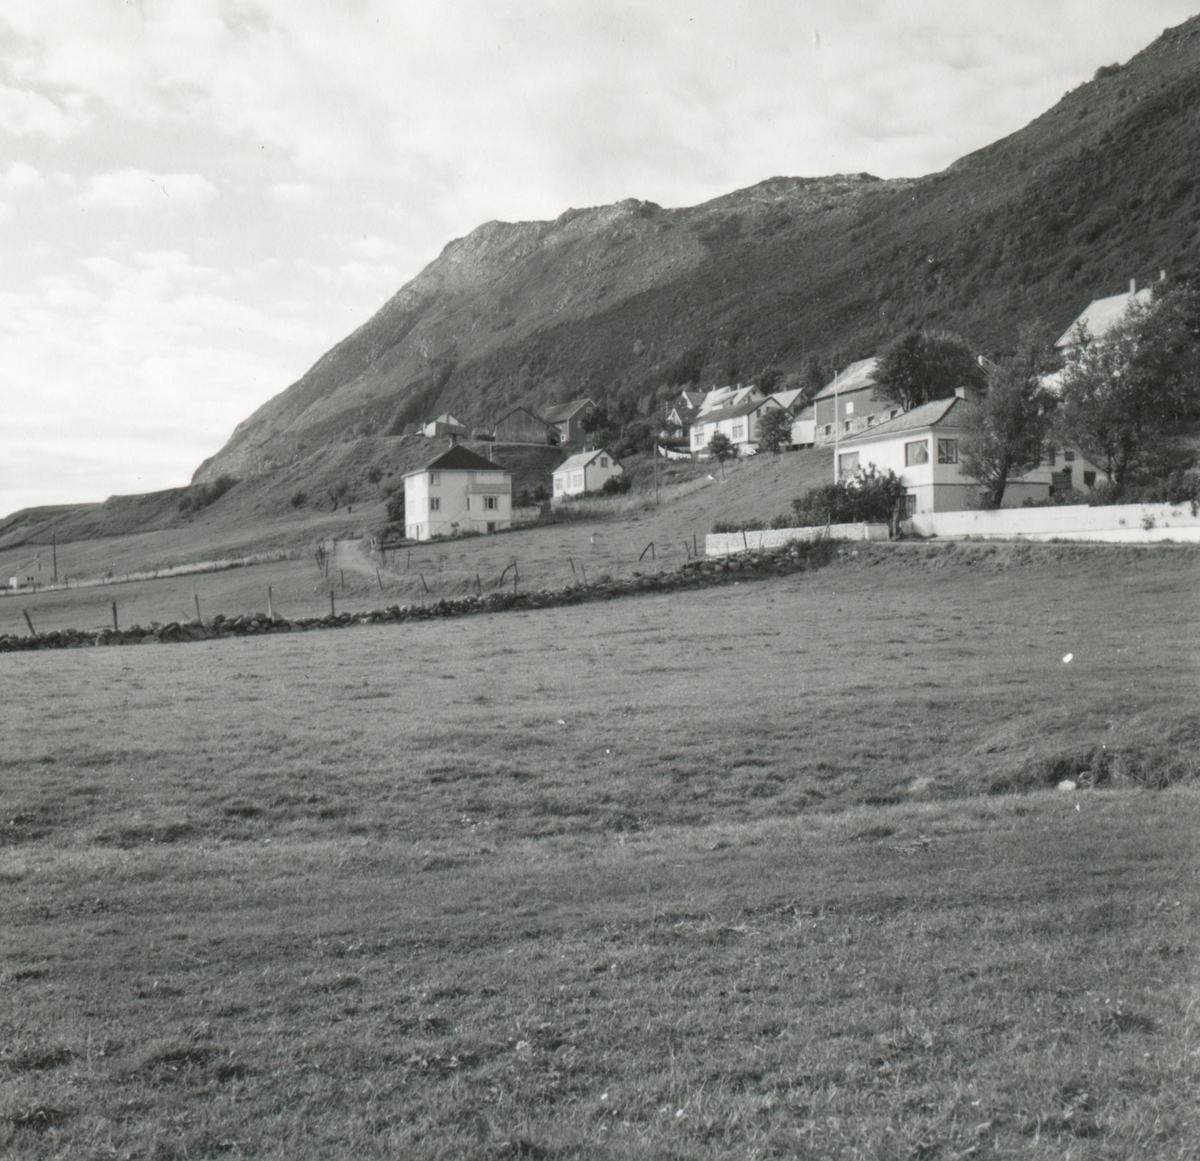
[194, 15, 1200, 483]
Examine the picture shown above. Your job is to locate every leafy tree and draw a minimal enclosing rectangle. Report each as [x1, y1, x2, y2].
[798, 352, 832, 402]
[874, 330, 985, 410]
[791, 465, 907, 527]
[1055, 300, 1186, 486]
[707, 431, 735, 477]
[581, 404, 618, 448]
[960, 327, 1058, 508]
[290, 490, 307, 508]
[385, 491, 405, 524]
[756, 407, 794, 455]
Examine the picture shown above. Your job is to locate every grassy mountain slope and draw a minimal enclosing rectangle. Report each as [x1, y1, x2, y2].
[194, 15, 1200, 484]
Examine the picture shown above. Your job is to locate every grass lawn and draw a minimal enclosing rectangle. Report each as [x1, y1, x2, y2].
[3, 544, 1198, 1158]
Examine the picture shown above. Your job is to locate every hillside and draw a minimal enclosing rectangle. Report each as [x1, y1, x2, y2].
[194, 15, 1200, 484]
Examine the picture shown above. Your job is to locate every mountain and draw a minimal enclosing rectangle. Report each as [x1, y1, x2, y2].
[197, 15, 1200, 483]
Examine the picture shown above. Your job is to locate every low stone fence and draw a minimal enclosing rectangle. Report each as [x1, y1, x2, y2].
[706, 523, 889, 556]
[0, 542, 832, 652]
[910, 502, 1200, 543]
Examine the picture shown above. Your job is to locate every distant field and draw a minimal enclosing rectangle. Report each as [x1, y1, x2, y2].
[2, 544, 1198, 1157]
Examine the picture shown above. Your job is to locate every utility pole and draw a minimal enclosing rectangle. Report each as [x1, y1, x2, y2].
[52, 534, 57, 585]
[653, 439, 659, 505]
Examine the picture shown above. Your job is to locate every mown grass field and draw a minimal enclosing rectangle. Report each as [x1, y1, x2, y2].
[3, 543, 1198, 1158]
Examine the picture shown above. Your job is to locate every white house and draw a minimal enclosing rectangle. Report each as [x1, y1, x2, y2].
[834, 392, 1103, 516]
[403, 445, 512, 541]
[689, 396, 782, 456]
[1054, 275, 1163, 352]
[552, 448, 623, 498]
[421, 413, 469, 439]
[790, 403, 816, 447]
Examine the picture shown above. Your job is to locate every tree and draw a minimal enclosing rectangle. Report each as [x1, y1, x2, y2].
[756, 407, 793, 455]
[960, 327, 1058, 508]
[1056, 305, 1182, 486]
[874, 330, 985, 410]
[707, 431, 735, 477]
[385, 491, 405, 525]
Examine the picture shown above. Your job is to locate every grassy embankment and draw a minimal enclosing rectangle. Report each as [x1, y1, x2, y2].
[0, 448, 832, 636]
[3, 543, 1198, 1158]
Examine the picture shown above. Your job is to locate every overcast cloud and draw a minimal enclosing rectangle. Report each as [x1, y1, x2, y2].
[2, 0, 1197, 516]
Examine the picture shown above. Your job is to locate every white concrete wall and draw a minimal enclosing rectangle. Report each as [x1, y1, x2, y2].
[706, 523, 890, 556]
[911, 502, 1200, 542]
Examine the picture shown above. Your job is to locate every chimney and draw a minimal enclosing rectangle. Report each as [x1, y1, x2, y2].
[1130, 278, 1137, 294]
[1160, 269, 1168, 281]
[955, 386, 967, 399]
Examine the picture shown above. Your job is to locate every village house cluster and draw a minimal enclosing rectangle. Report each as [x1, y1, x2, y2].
[402, 282, 1148, 540]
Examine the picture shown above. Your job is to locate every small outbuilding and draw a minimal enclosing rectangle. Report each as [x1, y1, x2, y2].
[421, 413, 469, 439]
[552, 449, 624, 499]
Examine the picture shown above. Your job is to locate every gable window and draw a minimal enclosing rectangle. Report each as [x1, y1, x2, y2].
[1063, 450, 1076, 462]
[599, 457, 609, 467]
[429, 497, 441, 511]
[937, 438, 958, 464]
[844, 401, 854, 415]
[484, 496, 497, 510]
[905, 440, 929, 466]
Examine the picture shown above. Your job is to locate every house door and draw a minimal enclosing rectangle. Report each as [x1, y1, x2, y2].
[1050, 469, 1072, 495]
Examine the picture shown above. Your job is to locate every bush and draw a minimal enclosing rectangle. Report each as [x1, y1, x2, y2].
[791, 466, 906, 526]
[367, 466, 384, 484]
[178, 474, 236, 513]
[290, 491, 307, 508]
[601, 474, 632, 496]
[386, 492, 405, 523]
[515, 484, 551, 507]
[711, 519, 766, 533]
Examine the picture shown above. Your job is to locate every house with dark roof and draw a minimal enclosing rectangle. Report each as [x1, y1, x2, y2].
[689, 395, 784, 456]
[834, 393, 1101, 515]
[541, 398, 595, 445]
[402, 444, 512, 541]
[551, 448, 623, 499]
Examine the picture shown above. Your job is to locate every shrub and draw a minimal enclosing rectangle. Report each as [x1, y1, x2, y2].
[712, 519, 766, 533]
[386, 492, 405, 524]
[178, 474, 236, 513]
[791, 466, 906, 526]
[515, 484, 551, 507]
[600, 474, 632, 496]
[367, 466, 384, 484]
[290, 491, 307, 508]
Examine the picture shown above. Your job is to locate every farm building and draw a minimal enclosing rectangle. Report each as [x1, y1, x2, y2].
[811, 358, 905, 446]
[552, 449, 623, 498]
[421, 413, 469, 439]
[834, 392, 1103, 516]
[403, 445, 513, 541]
[492, 408, 561, 445]
[541, 398, 596, 445]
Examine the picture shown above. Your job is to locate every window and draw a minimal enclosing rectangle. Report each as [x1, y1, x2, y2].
[484, 496, 497, 510]
[1083, 471, 1096, 488]
[937, 438, 958, 464]
[1063, 450, 1076, 462]
[732, 423, 745, 440]
[900, 494, 917, 518]
[844, 420, 852, 432]
[867, 414, 876, 426]
[430, 472, 440, 485]
[905, 440, 929, 466]
[844, 401, 854, 415]
[599, 457, 608, 467]
[824, 424, 833, 436]
[429, 497, 440, 511]
[838, 451, 859, 478]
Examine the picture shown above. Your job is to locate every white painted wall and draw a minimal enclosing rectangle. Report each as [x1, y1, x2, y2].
[911, 502, 1200, 542]
[706, 523, 890, 555]
[404, 468, 512, 541]
[553, 453, 623, 497]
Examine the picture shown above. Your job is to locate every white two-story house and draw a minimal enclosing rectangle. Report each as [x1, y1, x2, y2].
[403, 445, 513, 541]
[834, 392, 1102, 516]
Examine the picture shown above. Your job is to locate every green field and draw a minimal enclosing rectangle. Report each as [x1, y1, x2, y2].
[3, 544, 1198, 1158]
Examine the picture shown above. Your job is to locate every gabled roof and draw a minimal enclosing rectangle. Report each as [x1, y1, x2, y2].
[426, 412, 465, 427]
[406, 444, 508, 475]
[768, 388, 807, 413]
[541, 398, 595, 424]
[812, 357, 881, 400]
[553, 448, 619, 475]
[666, 404, 698, 425]
[839, 396, 968, 444]
[692, 397, 780, 424]
[679, 390, 706, 408]
[1055, 285, 1153, 348]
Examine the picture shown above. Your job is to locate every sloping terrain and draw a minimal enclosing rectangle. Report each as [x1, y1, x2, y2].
[194, 16, 1200, 483]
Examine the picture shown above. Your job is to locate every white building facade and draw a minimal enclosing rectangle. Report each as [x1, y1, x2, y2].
[552, 449, 624, 498]
[403, 445, 512, 541]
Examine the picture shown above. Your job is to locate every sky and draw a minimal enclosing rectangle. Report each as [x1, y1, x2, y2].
[3, 1, 1198, 518]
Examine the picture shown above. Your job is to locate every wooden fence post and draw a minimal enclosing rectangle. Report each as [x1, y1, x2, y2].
[23, 609, 36, 637]
[112, 601, 118, 631]
[330, 592, 336, 617]
[195, 594, 202, 623]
